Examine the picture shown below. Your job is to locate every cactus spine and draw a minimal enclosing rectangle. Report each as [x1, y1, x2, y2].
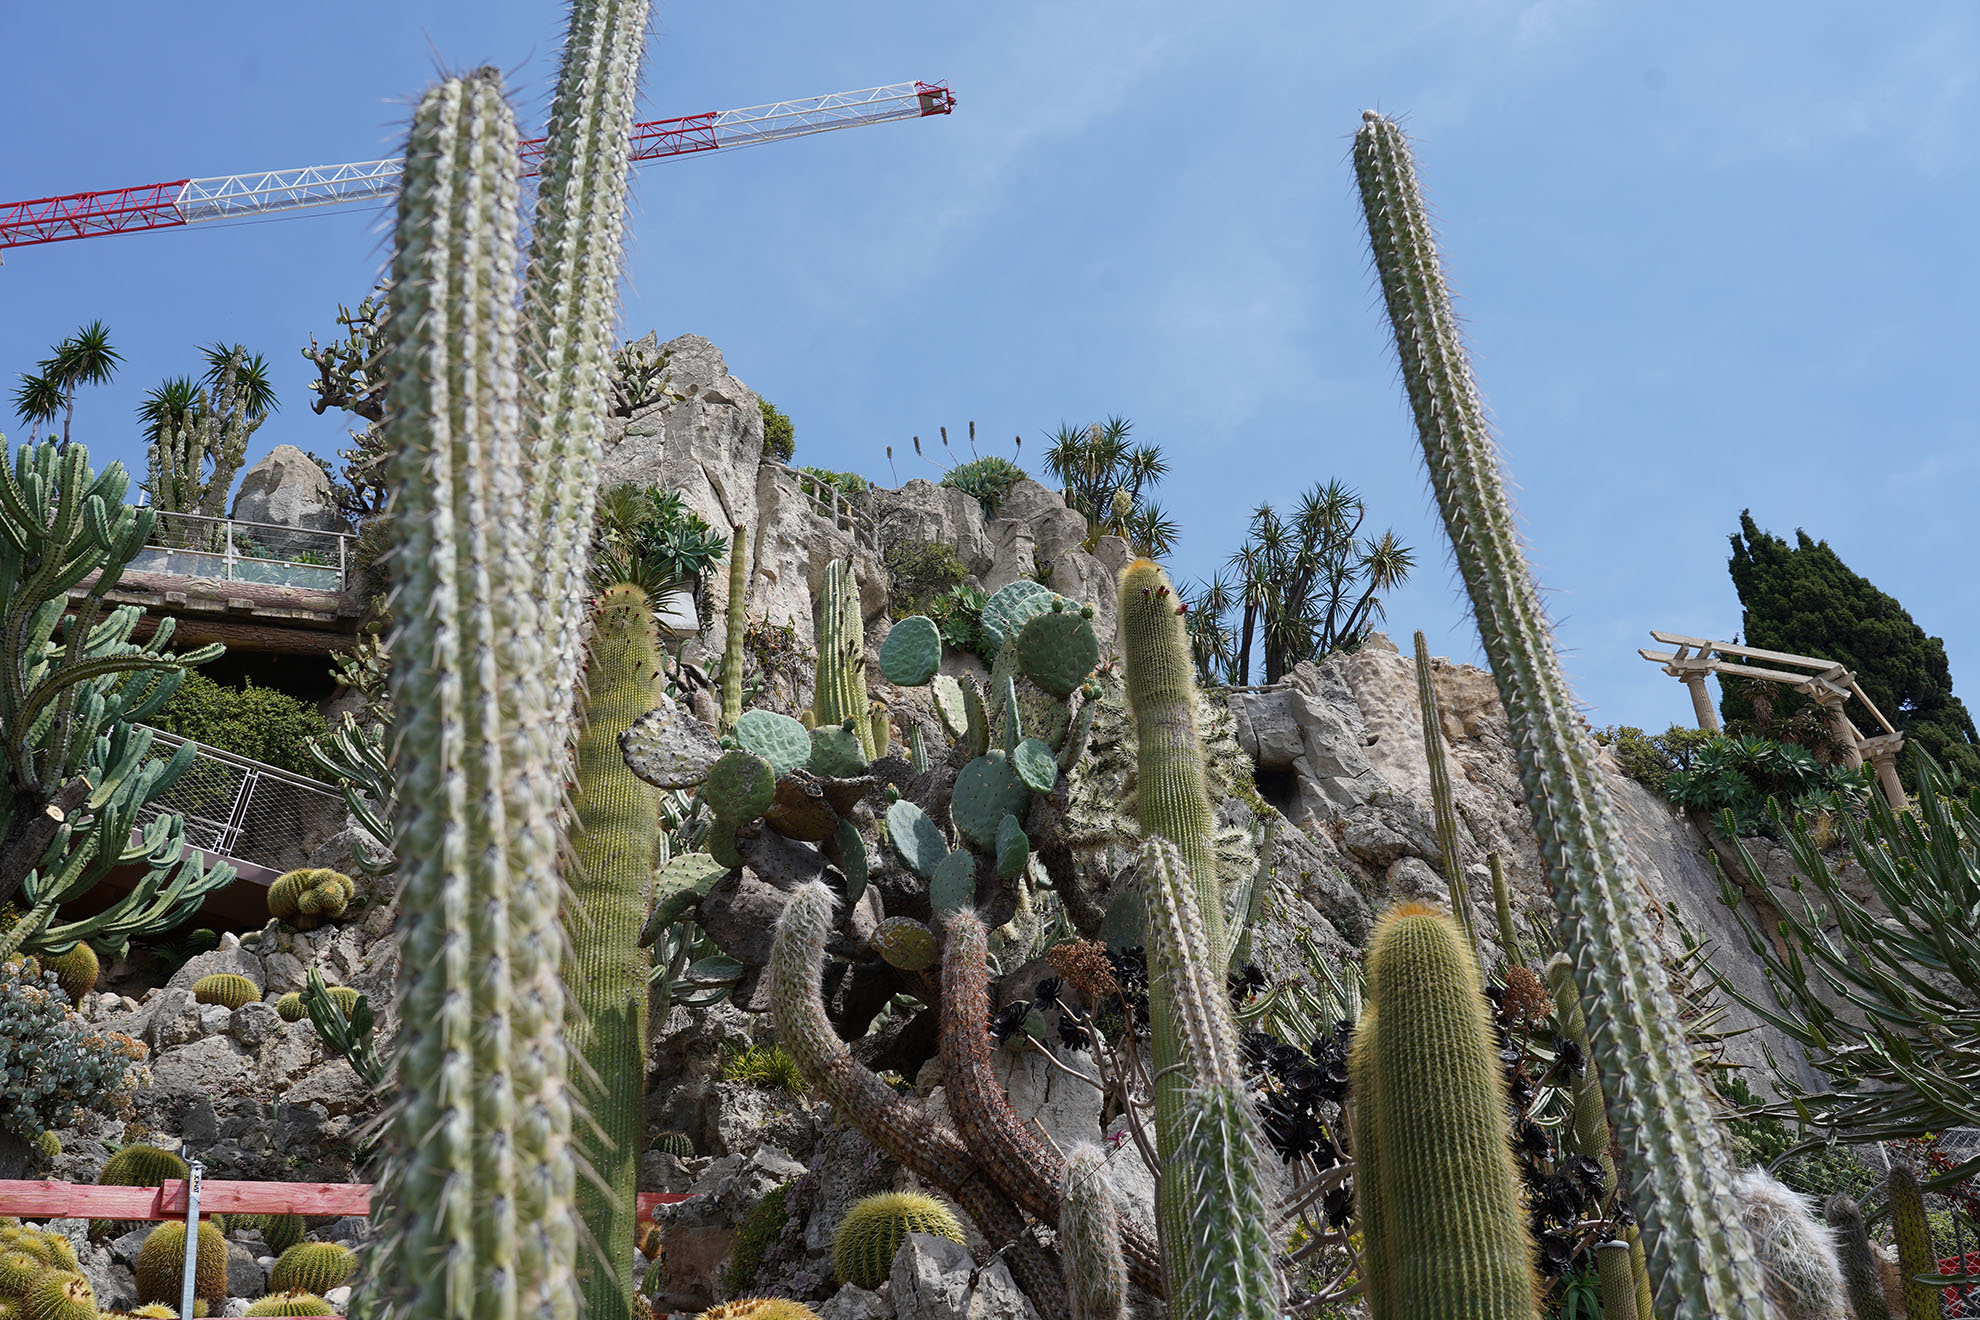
[1352, 904, 1538, 1319]
[1414, 631, 1478, 953]
[1353, 110, 1766, 1319]
[767, 882, 1068, 1316]
[1821, 1195, 1893, 1320]
[720, 526, 748, 733]
[1137, 837, 1279, 1320]
[1061, 1145, 1127, 1320]
[1887, 1161, 1943, 1320]
[812, 558, 873, 758]
[567, 582, 663, 1320]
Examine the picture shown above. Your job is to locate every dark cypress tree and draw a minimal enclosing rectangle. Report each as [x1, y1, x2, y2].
[1724, 510, 1980, 782]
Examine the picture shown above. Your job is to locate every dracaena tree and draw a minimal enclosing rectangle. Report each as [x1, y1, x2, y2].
[11, 322, 123, 453]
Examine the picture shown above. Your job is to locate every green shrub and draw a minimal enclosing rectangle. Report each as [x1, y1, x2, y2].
[798, 467, 868, 503]
[720, 1044, 807, 1094]
[929, 584, 991, 658]
[884, 541, 969, 621]
[940, 456, 1026, 515]
[148, 673, 327, 777]
[1593, 723, 1715, 793]
[759, 398, 795, 463]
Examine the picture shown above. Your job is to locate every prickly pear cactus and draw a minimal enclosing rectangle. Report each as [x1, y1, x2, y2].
[878, 614, 942, 686]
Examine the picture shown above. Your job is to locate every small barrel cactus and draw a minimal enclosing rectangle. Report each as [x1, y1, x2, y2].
[269, 1241, 355, 1295]
[93, 1144, 189, 1240]
[266, 868, 355, 930]
[694, 1302, 823, 1320]
[274, 993, 307, 1022]
[244, 1292, 337, 1317]
[0, 1249, 44, 1297]
[652, 1130, 694, 1159]
[21, 1269, 96, 1320]
[129, 1306, 182, 1319]
[37, 944, 98, 1005]
[191, 973, 261, 1010]
[831, 1192, 966, 1289]
[134, 1221, 228, 1305]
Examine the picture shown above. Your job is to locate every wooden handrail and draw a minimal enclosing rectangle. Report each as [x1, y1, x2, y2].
[0, 1179, 693, 1223]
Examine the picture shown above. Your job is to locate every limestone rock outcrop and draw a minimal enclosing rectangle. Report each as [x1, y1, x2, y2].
[229, 443, 348, 554]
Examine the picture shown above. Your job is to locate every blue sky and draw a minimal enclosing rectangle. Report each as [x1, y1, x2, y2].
[4, 1, 1975, 729]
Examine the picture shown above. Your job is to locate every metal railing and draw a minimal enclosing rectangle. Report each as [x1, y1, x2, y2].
[767, 463, 878, 552]
[128, 509, 354, 592]
[134, 726, 347, 875]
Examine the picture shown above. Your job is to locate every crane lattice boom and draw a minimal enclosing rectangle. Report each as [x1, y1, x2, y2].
[0, 80, 953, 251]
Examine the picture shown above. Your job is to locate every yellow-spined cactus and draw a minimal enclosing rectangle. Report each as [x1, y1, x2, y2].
[266, 869, 354, 930]
[268, 1242, 355, 1296]
[133, 1222, 227, 1306]
[695, 1301, 823, 1320]
[830, 1192, 965, 1289]
[19, 1269, 94, 1320]
[190, 973, 259, 1010]
[37, 944, 98, 1004]
[243, 1292, 337, 1317]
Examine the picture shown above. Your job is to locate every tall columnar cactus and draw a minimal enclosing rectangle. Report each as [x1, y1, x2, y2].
[767, 882, 1068, 1315]
[1137, 837, 1280, 1320]
[937, 908, 1166, 1298]
[1821, 1195, 1893, 1320]
[1413, 631, 1478, 953]
[566, 582, 664, 1320]
[1061, 1144, 1128, 1320]
[720, 526, 748, 733]
[371, 60, 619, 1318]
[1117, 561, 1222, 961]
[1886, 1162, 1943, 1320]
[519, 0, 652, 752]
[1353, 110, 1767, 1319]
[1545, 955, 1638, 1320]
[812, 557, 874, 758]
[1352, 904, 1538, 1319]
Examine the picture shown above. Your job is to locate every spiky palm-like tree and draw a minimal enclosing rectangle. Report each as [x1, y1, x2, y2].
[12, 321, 123, 451]
[1043, 415, 1175, 554]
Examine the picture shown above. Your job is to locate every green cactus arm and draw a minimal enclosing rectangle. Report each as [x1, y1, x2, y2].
[1352, 111, 1767, 1320]
[937, 908, 1167, 1298]
[370, 68, 579, 1319]
[1821, 1196, 1893, 1320]
[721, 526, 748, 733]
[812, 558, 874, 759]
[767, 881, 1070, 1317]
[519, 0, 652, 744]
[1137, 837, 1280, 1320]
[1546, 955, 1637, 1320]
[566, 582, 664, 1320]
[1414, 630, 1478, 953]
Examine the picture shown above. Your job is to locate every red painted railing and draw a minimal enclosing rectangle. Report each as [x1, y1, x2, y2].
[0, 1178, 693, 1222]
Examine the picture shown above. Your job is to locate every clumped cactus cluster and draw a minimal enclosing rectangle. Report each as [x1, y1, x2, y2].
[266, 868, 354, 930]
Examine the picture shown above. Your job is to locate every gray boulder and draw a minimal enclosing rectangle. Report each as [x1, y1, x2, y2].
[229, 444, 348, 555]
[891, 1232, 1039, 1320]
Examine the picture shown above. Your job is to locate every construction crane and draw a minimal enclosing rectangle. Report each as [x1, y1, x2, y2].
[0, 80, 954, 252]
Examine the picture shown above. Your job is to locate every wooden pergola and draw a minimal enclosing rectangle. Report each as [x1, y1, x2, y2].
[1638, 630, 1907, 808]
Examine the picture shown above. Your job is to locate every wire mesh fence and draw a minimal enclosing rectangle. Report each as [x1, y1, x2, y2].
[135, 727, 347, 874]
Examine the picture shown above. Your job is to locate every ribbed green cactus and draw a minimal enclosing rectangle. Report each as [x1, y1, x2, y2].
[1821, 1195, 1893, 1320]
[831, 1192, 966, 1288]
[1489, 853, 1529, 968]
[191, 973, 260, 1009]
[767, 882, 1068, 1315]
[135, 1222, 227, 1305]
[1353, 110, 1766, 1319]
[1060, 1144, 1128, 1320]
[38, 943, 96, 1004]
[275, 992, 306, 1022]
[1545, 956, 1638, 1320]
[1887, 1161, 1942, 1320]
[1730, 1170, 1846, 1320]
[653, 1130, 694, 1159]
[227, 1214, 305, 1255]
[1414, 631, 1478, 953]
[21, 1269, 95, 1320]
[243, 1292, 335, 1317]
[266, 868, 353, 930]
[269, 1242, 356, 1296]
[566, 582, 663, 1320]
[92, 1144, 188, 1240]
[1352, 903, 1538, 1319]
[721, 526, 748, 733]
[812, 558, 873, 759]
[1136, 837, 1279, 1320]
[372, 42, 647, 1312]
